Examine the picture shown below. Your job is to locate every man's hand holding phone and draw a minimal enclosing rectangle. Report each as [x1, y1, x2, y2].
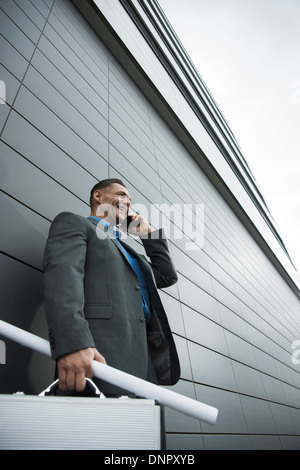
[121, 213, 152, 237]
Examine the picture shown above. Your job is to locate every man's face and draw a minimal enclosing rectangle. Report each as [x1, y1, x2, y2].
[94, 183, 132, 225]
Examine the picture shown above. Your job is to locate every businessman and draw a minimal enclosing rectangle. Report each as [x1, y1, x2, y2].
[43, 179, 180, 396]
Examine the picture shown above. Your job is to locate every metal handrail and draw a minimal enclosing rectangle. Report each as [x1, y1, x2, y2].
[0, 320, 218, 424]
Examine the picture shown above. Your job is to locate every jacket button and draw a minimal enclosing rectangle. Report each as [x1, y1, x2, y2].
[140, 317, 146, 323]
[135, 285, 141, 291]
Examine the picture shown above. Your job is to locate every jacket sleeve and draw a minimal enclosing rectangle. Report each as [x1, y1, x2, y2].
[141, 229, 178, 289]
[43, 212, 95, 360]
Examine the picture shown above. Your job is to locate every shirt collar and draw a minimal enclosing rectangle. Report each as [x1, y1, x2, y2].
[89, 216, 121, 239]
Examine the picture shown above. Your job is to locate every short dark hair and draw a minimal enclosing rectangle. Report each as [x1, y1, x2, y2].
[89, 178, 126, 207]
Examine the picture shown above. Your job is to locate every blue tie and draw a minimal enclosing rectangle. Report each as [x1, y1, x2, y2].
[113, 231, 151, 326]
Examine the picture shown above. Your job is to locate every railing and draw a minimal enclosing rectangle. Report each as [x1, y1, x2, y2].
[0, 320, 218, 425]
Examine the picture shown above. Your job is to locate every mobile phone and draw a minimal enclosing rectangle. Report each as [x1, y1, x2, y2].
[123, 212, 140, 230]
[125, 215, 134, 228]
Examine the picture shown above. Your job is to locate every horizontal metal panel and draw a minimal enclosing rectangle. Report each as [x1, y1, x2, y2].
[109, 83, 152, 140]
[1, 0, 42, 43]
[36, 35, 109, 111]
[13, 85, 109, 164]
[250, 435, 284, 450]
[0, 65, 20, 106]
[50, 3, 109, 77]
[224, 330, 258, 368]
[0, 9, 35, 61]
[211, 278, 243, 314]
[41, 23, 109, 97]
[239, 395, 277, 434]
[196, 384, 248, 434]
[54, 0, 109, 68]
[280, 381, 300, 408]
[177, 273, 220, 322]
[1, 111, 98, 202]
[188, 341, 238, 391]
[109, 115, 157, 173]
[149, 119, 184, 168]
[109, 106, 155, 164]
[157, 162, 192, 203]
[0, 254, 53, 394]
[14, 0, 47, 30]
[30, 46, 108, 125]
[245, 320, 276, 355]
[167, 228, 206, 265]
[0, 36, 29, 81]
[0, 105, 10, 135]
[0, 141, 88, 220]
[181, 304, 228, 356]
[160, 176, 191, 207]
[203, 434, 252, 450]
[0, 254, 44, 323]
[217, 303, 250, 340]
[171, 244, 213, 295]
[252, 347, 279, 380]
[155, 152, 187, 191]
[29, 0, 51, 18]
[43, 0, 54, 9]
[23, 65, 108, 145]
[0, 193, 49, 270]
[260, 374, 287, 404]
[109, 144, 163, 203]
[280, 436, 300, 450]
[231, 362, 266, 399]
[166, 434, 204, 450]
[109, 59, 152, 123]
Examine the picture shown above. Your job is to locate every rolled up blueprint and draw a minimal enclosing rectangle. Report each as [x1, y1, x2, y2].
[0, 320, 218, 424]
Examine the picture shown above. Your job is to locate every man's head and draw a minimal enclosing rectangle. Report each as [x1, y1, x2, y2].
[89, 179, 132, 225]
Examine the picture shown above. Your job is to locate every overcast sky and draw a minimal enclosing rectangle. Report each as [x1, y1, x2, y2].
[158, 0, 300, 274]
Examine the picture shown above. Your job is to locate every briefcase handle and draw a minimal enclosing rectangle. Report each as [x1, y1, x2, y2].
[39, 378, 105, 398]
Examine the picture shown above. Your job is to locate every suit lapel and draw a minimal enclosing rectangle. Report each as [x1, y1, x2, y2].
[87, 217, 134, 269]
[88, 217, 158, 298]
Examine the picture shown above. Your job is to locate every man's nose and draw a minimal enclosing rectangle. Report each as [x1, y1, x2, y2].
[119, 195, 130, 209]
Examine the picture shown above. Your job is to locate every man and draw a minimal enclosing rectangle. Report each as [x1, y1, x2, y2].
[43, 179, 180, 396]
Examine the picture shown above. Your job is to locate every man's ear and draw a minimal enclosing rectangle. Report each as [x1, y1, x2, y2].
[93, 189, 103, 205]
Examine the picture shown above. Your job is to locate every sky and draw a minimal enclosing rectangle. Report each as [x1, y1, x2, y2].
[158, 0, 300, 274]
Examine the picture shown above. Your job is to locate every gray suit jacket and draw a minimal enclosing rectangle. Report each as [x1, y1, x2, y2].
[43, 212, 180, 394]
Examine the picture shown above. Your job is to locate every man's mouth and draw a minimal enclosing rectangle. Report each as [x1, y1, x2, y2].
[116, 204, 127, 215]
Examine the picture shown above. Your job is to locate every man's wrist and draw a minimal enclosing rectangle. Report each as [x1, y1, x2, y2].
[140, 228, 166, 240]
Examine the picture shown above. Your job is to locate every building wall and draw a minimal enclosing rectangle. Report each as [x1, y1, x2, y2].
[1, 0, 300, 450]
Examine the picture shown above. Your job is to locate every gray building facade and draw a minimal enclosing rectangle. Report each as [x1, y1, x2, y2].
[1, 0, 300, 450]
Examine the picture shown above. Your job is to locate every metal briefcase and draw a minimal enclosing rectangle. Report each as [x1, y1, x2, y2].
[0, 380, 162, 450]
